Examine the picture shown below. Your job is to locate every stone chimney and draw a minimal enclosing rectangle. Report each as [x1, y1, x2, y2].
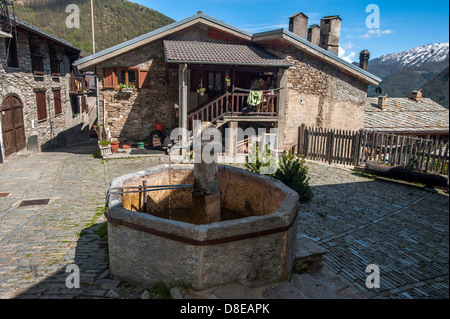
[411, 89, 423, 102]
[359, 50, 370, 71]
[307, 24, 320, 45]
[378, 95, 388, 110]
[319, 15, 342, 54]
[289, 12, 309, 39]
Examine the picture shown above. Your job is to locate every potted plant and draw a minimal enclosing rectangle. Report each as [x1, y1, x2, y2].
[225, 75, 231, 87]
[119, 83, 136, 93]
[197, 87, 206, 96]
[110, 138, 120, 153]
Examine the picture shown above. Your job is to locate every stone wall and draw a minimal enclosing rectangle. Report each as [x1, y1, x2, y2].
[0, 27, 89, 158]
[96, 40, 179, 144]
[275, 47, 368, 150]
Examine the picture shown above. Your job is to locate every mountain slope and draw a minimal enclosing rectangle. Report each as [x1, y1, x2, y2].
[368, 43, 449, 78]
[14, 0, 175, 56]
[367, 43, 449, 99]
[422, 67, 449, 109]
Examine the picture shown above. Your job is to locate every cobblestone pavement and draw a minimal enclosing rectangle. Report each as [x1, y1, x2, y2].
[0, 142, 448, 299]
[300, 162, 449, 299]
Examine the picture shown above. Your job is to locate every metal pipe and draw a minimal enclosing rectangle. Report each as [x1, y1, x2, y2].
[181, 63, 188, 156]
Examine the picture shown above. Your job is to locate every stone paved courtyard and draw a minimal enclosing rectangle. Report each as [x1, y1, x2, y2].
[0, 141, 448, 299]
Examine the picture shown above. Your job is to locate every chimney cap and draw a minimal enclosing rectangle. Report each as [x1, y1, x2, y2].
[197, 11, 203, 14]
[308, 24, 320, 29]
[289, 12, 309, 19]
[322, 15, 342, 20]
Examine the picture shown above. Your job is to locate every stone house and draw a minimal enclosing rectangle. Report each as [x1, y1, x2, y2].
[74, 11, 381, 152]
[0, 16, 93, 161]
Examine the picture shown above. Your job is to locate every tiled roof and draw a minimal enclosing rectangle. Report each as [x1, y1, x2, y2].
[163, 40, 291, 67]
[365, 97, 449, 133]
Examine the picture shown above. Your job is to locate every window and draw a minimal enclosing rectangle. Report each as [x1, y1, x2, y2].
[118, 69, 137, 86]
[207, 71, 224, 92]
[52, 88, 62, 115]
[4, 37, 19, 68]
[30, 38, 44, 75]
[49, 46, 61, 76]
[103, 67, 150, 90]
[34, 89, 47, 121]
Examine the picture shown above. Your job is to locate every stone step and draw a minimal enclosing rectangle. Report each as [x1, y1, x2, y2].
[294, 237, 327, 274]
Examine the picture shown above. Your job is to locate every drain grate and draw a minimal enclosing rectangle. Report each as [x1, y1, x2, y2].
[0, 193, 11, 198]
[19, 199, 50, 207]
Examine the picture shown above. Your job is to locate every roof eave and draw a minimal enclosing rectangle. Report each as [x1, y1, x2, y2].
[166, 60, 292, 68]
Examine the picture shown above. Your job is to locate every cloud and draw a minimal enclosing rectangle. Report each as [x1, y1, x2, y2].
[339, 45, 357, 63]
[358, 29, 394, 40]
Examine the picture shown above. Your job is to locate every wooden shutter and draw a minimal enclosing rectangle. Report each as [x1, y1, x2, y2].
[53, 88, 62, 115]
[138, 69, 150, 89]
[103, 68, 117, 89]
[34, 89, 47, 121]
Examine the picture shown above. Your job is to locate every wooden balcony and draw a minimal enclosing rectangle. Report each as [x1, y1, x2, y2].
[69, 77, 91, 95]
[188, 91, 279, 130]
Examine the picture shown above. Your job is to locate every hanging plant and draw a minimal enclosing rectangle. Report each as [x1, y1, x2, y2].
[225, 75, 231, 87]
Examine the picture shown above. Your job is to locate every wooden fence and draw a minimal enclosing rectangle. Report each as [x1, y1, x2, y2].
[297, 124, 449, 175]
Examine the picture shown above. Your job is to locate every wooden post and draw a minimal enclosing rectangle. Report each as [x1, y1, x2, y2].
[304, 127, 310, 159]
[327, 129, 335, 164]
[298, 124, 306, 156]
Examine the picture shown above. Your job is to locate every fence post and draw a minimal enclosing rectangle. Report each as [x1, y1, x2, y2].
[298, 124, 306, 156]
[327, 129, 335, 164]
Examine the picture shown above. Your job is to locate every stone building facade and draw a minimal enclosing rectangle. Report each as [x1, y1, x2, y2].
[276, 47, 368, 149]
[95, 41, 179, 143]
[75, 12, 380, 152]
[0, 19, 91, 160]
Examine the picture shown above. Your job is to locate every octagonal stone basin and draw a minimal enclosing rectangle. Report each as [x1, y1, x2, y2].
[106, 164, 299, 290]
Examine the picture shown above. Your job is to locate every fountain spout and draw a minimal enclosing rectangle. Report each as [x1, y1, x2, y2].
[192, 122, 221, 224]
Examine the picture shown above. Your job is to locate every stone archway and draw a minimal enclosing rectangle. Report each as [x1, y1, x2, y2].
[1, 94, 26, 157]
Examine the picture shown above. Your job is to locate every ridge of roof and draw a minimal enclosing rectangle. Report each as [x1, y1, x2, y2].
[253, 28, 382, 83]
[74, 12, 252, 67]
[14, 18, 79, 51]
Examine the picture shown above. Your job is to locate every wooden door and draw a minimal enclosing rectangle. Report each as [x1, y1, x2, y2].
[1, 95, 26, 157]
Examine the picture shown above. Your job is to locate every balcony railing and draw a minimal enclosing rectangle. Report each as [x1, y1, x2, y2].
[70, 77, 91, 94]
[188, 90, 280, 130]
[230, 92, 279, 116]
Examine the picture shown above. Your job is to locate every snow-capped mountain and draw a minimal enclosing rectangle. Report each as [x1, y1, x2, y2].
[368, 42, 449, 78]
[367, 43, 449, 100]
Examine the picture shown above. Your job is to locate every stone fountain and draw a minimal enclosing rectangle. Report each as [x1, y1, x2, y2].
[105, 124, 299, 290]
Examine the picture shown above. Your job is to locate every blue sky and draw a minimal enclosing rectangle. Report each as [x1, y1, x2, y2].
[133, 0, 449, 61]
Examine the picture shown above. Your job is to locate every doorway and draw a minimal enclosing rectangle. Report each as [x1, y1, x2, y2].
[1, 94, 26, 157]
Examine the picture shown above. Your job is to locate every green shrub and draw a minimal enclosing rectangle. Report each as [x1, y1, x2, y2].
[245, 148, 313, 203]
[99, 140, 111, 146]
[273, 151, 313, 203]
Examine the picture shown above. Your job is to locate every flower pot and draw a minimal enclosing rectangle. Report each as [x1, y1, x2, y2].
[121, 89, 134, 93]
[122, 144, 131, 150]
[111, 142, 120, 153]
[199, 92, 205, 96]
[137, 142, 145, 149]
[226, 81, 231, 87]
[99, 145, 112, 157]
